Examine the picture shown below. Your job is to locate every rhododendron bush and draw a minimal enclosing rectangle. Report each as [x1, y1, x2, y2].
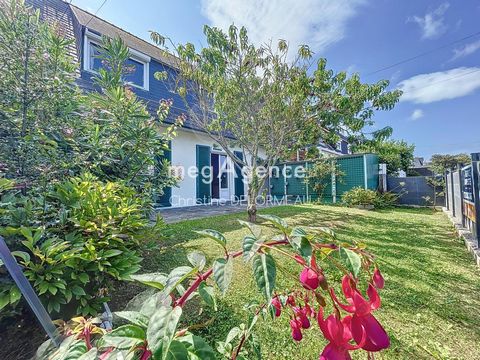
[36, 215, 389, 359]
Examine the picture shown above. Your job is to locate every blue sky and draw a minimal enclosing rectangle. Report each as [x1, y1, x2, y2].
[71, 0, 480, 160]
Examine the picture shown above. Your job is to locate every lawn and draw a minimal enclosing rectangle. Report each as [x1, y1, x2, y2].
[115, 204, 480, 360]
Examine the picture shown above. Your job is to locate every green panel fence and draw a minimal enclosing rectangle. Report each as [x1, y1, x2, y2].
[269, 154, 378, 203]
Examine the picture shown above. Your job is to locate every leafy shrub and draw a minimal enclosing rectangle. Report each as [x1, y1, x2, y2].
[374, 191, 400, 208]
[36, 215, 390, 360]
[342, 187, 399, 209]
[342, 187, 377, 207]
[0, 174, 160, 317]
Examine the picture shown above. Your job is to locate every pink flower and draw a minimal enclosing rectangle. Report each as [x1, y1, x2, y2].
[290, 318, 303, 341]
[372, 268, 385, 289]
[299, 267, 320, 290]
[271, 296, 282, 317]
[294, 307, 311, 329]
[330, 276, 390, 352]
[317, 307, 365, 360]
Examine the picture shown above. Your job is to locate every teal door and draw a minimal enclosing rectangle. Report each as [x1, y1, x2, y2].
[196, 145, 211, 203]
[156, 141, 172, 207]
[234, 151, 244, 199]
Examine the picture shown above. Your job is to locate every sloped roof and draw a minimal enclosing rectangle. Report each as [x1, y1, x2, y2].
[69, 3, 178, 68]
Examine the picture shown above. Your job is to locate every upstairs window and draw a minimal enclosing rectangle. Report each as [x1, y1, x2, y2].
[83, 30, 150, 91]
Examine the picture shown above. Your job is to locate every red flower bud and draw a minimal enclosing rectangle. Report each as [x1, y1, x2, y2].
[372, 268, 385, 289]
[287, 294, 296, 307]
[299, 267, 320, 290]
[271, 296, 282, 317]
[290, 319, 303, 341]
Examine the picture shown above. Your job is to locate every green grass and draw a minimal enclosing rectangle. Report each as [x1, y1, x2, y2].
[116, 204, 480, 359]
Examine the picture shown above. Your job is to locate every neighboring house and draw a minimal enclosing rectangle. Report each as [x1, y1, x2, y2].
[408, 157, 434, 177]
[28, 0, 249, 207]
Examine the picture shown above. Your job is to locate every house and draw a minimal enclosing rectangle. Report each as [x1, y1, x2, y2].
[26, 0, 252, 207]
[26, 0, 349, 207]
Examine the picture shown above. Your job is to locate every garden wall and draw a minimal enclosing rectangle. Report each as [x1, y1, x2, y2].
[387, 176, 444, 206]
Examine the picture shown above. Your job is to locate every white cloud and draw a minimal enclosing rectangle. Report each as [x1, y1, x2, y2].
[410, 109, 424, 120]
[201, 0, 365, 57]
[409, 2, 450, 39]
[398, 67, 480, 104]
[451, 40, 480, 61]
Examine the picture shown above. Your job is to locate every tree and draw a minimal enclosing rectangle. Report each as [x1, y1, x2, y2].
[302, 60, 403, 149]
[430, 153, 471, 174]
[152, 25, 312, 221]
[81, 36, 183, 198]
[0, 0, 81, 189]
[352, 139, 415, 175]
[151, 25, 401, 221]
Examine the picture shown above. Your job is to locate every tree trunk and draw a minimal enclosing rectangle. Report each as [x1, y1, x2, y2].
[247, 186, 257, 222]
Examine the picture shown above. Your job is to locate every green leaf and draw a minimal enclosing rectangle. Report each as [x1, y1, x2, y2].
[194, 230, 227, 250]
[238, 220, 262, 238]
[339, 247, 361, 278]
[187, 251, 206, 271]
[290, 236, 312, 260]
[213, 258, 233, 295]
[71, 285, 86, 296]
[242, 235, 264, 262]
[77, 348, 97, 360]
[19, 227, 33, 241]
[147, 306, 182, 360]
[163, 266, 196, 295]
[258, 214, 289, 234]
[11, 251, 30, 264]
[252, 253, 276, 301]
[164, 340, 189, 360]
[10, 286, 21, 303]
[114, 311, 149, 328]
[102, 249, 123, 258]
[0, 294, 10, 310]
[180, 334, 216, 360]
[198, 282, 217, 311]
[130, 273, 168, 290]
[102, 324, 146, 349]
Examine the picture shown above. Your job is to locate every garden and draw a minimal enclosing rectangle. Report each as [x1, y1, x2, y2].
[1, 1, 479, 359]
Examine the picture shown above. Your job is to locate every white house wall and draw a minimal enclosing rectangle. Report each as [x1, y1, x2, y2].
[169, 128, 256, 207]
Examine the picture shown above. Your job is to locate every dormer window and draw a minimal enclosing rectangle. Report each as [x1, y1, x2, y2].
[83, 29, 150, 91]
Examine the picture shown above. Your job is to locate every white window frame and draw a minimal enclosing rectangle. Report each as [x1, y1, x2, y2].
[83, 29, 150, 91]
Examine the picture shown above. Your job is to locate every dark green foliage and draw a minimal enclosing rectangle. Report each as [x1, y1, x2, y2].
[81, 37, 183, 197]
[0, 0, 81, 187]
[430, 153, 471, 174]
[0, 174, 160, 317]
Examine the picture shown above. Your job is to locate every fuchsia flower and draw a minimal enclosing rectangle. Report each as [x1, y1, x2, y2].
[290, 318, 303, 341]
[271, 296, 282, 317]
[330, 276, 390, 352]
[372, 268, 385, 289]
[300, 267, 320, 290]
[293, 307, 311, 329]
[317, 307, 366, 360]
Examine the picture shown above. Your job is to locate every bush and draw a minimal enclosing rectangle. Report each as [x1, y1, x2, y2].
[342, 187, 377, 207]
[342, 187, 398, 208]
[0, 174, 161, 317]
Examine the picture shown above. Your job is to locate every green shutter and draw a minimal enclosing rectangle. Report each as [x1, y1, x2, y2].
[156, 141, 172, 207]
[196, 145, 211, 203]
[234, 151, 244, 198]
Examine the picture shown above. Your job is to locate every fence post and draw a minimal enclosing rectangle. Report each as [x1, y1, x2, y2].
[459, 167, 465, 227]
[445, 171, 449, 210]
[450, 170, 455, 217]
[470, 153, 480, 246]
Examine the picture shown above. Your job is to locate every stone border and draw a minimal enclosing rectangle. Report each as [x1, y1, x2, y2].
[443, 207, 480, 267]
